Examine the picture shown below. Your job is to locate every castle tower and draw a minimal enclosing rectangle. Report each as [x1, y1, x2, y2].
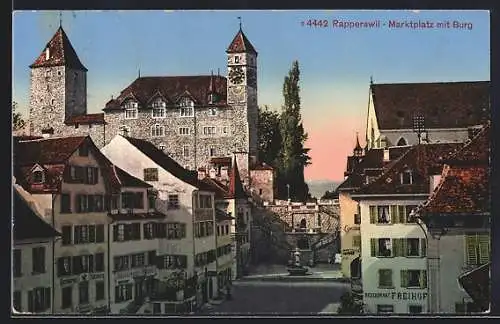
[226, 25, 258, 173]
[353, 132, 364, 157]
[28, 26, 88, 136]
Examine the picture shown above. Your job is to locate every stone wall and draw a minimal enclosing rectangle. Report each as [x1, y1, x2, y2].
[249, 169, 274, 203]
[103, 105, 249, 171]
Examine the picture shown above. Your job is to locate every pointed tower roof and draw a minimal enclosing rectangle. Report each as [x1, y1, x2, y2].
[30, 26, 88, 71]
[226, 29, 257, 55]
[354, 133, 362, 151]
[227, 157, 247, 199]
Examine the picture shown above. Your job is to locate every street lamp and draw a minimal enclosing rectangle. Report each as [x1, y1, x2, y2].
[286, 184, 290, 201]
[412, 113, 426, 145]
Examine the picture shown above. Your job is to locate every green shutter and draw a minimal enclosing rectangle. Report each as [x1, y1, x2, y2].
[465, 235, 478, 265]
[371, 238, 376, 257]
[390, 206, 398, 224]
[400, 270, 408, 288]
[392, 238, 400, 257]
[420, 238, 427, 257]
[28, 290, 34, 312]
[401, 238, 408, 257]
[420, 270, 427, 288]
[369, 206, 376, 224]
[478, 234, 490, 264]
[399, 206, 406, 223]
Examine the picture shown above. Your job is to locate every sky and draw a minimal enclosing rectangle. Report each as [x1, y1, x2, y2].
[12, 10, 490, 181]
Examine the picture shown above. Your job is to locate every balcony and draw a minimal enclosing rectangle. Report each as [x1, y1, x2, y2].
[195, 209, 213, 221]
[113, 266, 157, 281]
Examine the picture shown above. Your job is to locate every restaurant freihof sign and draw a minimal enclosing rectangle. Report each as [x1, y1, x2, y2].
[364, 291, 428, 301]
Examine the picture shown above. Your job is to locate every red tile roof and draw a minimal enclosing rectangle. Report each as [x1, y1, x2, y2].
[338, 146, 410, 191]
[200, 177, 229, 199]
[122, 136, 214, 192]
[419, 123, 490, 214]
[15, 136, 87, 166]
[353, 143, 462, 196]
[13, 188, 61, 241]
[65, 113, 106, 125]
[371, 81, 490, 130]
[226, 29, 258, 54]
[29, 26, 87, 71]
[103, 75, 228, 111]
[445, 122, 490, 165]
[227, 158, 247, 199]
[422, 165, 489, 214]
[14, 136, 121, 194]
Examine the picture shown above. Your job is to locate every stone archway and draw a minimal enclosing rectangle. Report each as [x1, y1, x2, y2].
[300, 218, 307, 229]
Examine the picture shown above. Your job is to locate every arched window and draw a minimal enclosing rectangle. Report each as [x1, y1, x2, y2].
[300, 218, 307, 228]
[397, 137, 407, 146]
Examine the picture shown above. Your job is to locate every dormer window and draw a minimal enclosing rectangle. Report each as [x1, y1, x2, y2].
[32, 170, 44, 184]
[179, 98, 194, 117]
[151, 99, 166, 118]
[123, 100, 138, 119]
[400, 170, 413, 185]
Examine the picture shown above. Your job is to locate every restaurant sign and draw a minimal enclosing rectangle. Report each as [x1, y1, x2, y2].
[364, 291, 428, 301]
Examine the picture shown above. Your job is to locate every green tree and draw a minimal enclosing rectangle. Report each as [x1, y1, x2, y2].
[276, 61, 311, 201]
[257, 105, 282, 166]
[12, 101, 26, 131]
[337, 292, 364, 314]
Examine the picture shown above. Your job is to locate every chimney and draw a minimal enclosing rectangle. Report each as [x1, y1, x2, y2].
[45, 48, 50, 61]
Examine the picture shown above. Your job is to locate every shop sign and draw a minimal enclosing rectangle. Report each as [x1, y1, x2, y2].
[364, 291, 428, 301]
[341, 249, 359, 256]
[90, 273, 105, 280]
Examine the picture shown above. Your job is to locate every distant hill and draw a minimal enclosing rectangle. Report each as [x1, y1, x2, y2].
[306, 180, 341, 199]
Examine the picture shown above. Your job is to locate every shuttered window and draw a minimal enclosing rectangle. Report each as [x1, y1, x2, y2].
[378, 269, 393, 288]
[465, 233, 490, 265]
[401, 270, 427, 288]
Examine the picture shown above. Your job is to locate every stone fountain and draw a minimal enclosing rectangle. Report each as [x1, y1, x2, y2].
[287, 247, 309, 276]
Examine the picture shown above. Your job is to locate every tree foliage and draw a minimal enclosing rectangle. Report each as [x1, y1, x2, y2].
[337, 292, 364, 314]
[257, 105, 282, 166]
[12, 101, 26, 131]
[276, 61, 311, 201]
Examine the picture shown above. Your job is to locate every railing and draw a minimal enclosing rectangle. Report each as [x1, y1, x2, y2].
[113, 265, 157, 280]
[195, 209, 213, 221]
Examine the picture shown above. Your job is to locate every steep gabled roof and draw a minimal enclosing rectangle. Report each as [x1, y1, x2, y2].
[444, 122, 490, 165]
[227, 158, 247, 199]
[103, 76, 228, 111]
[226, 29, 258, 54]
[15, 136, 87, 166]
[13, 188, 60, 241]
[14, 136, 121, 194]
[30, 26, 87, 71]
[353, 143, 462, 196]
[371, 81, 489, 130]
[121, 136, 213, 191]
[114, 165, 152, 188]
